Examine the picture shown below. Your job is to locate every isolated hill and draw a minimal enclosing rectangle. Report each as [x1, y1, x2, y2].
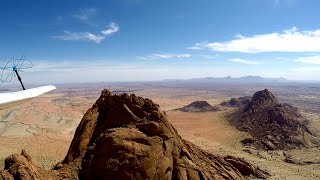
[176, 101, 220, 112]
[230, 89, 320, 150]
[0, 89, 267, 179]
[220, 96, 251, 108]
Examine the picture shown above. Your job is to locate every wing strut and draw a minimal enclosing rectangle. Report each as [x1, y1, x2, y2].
[14, 68, 26, 90]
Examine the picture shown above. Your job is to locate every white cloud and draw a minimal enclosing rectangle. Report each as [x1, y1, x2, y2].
[152, 54, 173, 59]
[53, 31, 105, 43]
[176, 54, 192, 58]
[294, 55, 320, 64]
[138, 53, 192, 60]
[72, 8, 97, 21]
[53, 22, 119, 43]
[228, 58, 260, 65]
[101, 22, 120, 36]
[190, 27, 320, 53]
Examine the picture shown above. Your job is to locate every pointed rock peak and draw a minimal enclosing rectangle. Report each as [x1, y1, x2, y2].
[234, 89, 320, 150]
[251, 89, 278, 104]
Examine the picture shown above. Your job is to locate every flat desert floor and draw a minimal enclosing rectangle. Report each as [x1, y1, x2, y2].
[1, 82, 320, 179]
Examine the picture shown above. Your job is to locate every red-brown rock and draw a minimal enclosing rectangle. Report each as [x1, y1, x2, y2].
[1, 89, 268, 179]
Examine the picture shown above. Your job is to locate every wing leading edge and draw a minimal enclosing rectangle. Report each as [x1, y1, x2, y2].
[0, 85, 56, 110]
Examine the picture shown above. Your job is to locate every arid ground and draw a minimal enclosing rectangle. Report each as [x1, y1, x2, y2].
[1, 82, 320, 179]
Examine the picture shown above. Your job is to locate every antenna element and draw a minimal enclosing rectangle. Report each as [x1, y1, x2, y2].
[0, 56, 33, 90]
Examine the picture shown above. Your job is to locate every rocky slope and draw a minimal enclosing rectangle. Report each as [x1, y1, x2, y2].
[0, 89, 267, 179]
[230, 89, 320, 150]
[176, 101, 220, 112]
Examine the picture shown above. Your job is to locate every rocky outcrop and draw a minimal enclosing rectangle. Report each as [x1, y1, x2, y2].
[176, 101, 220, 112]
[221, 96, 251, 108]
[1, 89, 268, 179]
[64, 90, 266, 179]
[0, 150, 53, 180]
[230, 89, 320, 150]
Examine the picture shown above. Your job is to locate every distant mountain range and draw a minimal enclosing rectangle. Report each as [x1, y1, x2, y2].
[163, 76, 291, 83]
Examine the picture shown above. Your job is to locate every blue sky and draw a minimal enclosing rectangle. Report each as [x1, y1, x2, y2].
[1, 0, 320, 83]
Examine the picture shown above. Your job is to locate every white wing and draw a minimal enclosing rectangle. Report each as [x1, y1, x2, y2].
[0, 85, 56, 110]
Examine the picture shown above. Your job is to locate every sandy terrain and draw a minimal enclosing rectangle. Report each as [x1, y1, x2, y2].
[0, 82, 320, 179]
[0, 90, 97, 169]
[166, 110, 320, 179]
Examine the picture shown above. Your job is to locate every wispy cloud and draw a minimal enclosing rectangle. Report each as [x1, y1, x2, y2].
[137, 53, 192, 60]
[53, 31, 105, 43]
[228, 58, 260, 65]
[72, 8, 97, 21]
[153, 53, 191, 59]
[294, 55, 320, 64]
[30, 61, 80, 72]
[189, 27, 320, 53]
[52, 22, 119, 43]
[101, 22, 120, 36]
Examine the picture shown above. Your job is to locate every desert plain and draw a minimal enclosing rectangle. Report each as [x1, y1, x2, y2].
[1, 81, 320, 179]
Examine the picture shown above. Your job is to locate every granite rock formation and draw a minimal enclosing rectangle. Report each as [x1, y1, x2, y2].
[1, 89, 268, 179]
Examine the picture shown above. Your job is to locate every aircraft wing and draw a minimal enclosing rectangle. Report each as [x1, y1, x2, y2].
[0, 85, 56, 110]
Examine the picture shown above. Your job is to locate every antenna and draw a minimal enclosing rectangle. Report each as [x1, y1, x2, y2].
[0, 56, 33, 90]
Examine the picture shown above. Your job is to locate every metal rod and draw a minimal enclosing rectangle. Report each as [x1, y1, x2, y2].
[14, 70, 25, 90]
